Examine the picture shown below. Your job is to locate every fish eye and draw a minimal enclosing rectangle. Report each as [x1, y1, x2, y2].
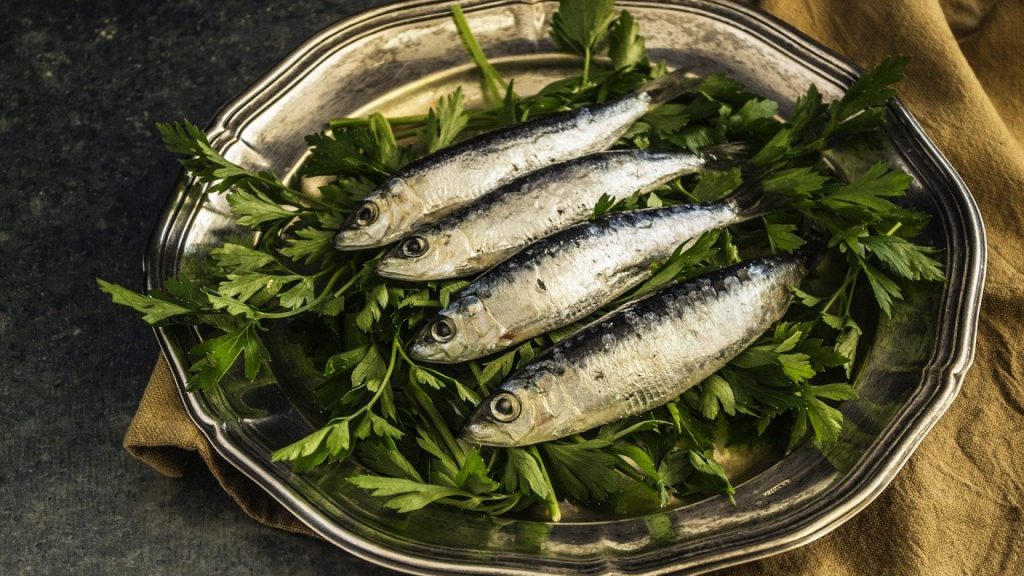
[490, 393, 521, 423]
[401, 236, 429, 258]
[430, 317, 455, 342]
[352, 201, 378, 226]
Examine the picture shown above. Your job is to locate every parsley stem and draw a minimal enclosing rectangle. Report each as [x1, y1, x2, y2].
[669, 179, 698, 203]
[329, 115, 427, 128]
[614, 458, 650, 486]
[408, 378, 465, 467]
[281, 186, 333, 210]
[528, 445, 561, 522]
[395, 342, 465, 466]
[329, 338, 399, 425]
[820, 287, 843, 316]
[468, 361, 485, 393]
[884, 222, 903, 236]
[331, 265, 371, 298]
[582, 48, 592, 88]
[359, 339, 399, 416]
[396, 344, 461, 389]
[239, 170, 333, 211]
[820, 269, 856, 316]
[843, 274, 859, 318]
[451, 5, 508, 103]
[331, 111, 497, 132]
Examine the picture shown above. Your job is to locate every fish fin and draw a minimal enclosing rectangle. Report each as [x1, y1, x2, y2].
[643, 67, 703, 105]
[698, 142, 755, 171]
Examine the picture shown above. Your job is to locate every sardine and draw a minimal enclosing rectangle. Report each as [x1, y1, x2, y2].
[409, 186, 778, 364]
[375, 145, 747, 281]
[460, 255, 807, 447]
[334, 69, 702, 250]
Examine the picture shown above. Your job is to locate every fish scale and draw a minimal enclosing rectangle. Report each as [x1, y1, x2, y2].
[375, 147, 743, 281]
[410, 197, 761, 364]
[598, 295, 694, 415]
[460, 256, 808, 447]
[335, 68, 704, 249]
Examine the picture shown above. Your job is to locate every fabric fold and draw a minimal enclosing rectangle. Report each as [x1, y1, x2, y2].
[124, 358, 317, 538]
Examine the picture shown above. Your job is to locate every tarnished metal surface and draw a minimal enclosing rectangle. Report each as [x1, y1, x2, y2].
[144, 1, 986, 574]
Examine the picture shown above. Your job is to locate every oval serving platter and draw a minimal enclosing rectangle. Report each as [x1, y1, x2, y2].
[144, 1, 986, 574]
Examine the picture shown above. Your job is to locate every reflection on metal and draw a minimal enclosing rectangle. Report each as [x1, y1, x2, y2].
[144, 1, 985, 574]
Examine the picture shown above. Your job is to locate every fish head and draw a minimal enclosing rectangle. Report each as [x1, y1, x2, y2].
[375, 227, 474, 281]
[334, 178, 422, 249]
[408, 294, 504, 363]
[460, 369, 567, 447]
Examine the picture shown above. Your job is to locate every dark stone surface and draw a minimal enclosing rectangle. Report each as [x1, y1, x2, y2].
[0, 2, 398, 573]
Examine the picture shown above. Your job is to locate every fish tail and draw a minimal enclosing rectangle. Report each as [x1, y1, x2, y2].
[643, 67, 703, 105]
[698, 142, 755, 170]
[725, 172, 791, 220]
[795, 234, 829, 270]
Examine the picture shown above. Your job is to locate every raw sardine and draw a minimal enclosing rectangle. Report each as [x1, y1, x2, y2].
[409, 186, 777, 364]
[334, 69, 701, 250]
[375, 145, 746, 280]
[460, 255, 807, 446]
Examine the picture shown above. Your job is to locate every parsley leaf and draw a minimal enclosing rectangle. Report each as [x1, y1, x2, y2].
[699, 374, 736, 419]
[799, 383, 858, 448]
[591, 192, 619, 219]
[209, 243, 277, 272]
[348, 476, 473, 513]
[542, 439, 620, 502]
[158, 121, 316, 212]
[822, 163, 911, 214]
[692, 168, 743, 202]
[355, 284, 390, 332]
[96, 280, 194, 324]
[827, 56, 908, 135]
[271, 420, 350, 468]
[608, 10, 646, 70]
[551, 0, 616, 56]
[280, 226, 337, 265]
[687, 450, 736, 503]
[630, 230, 720, 299]
[639, 103, 690, 136]
[860, 260, 903, 317]
[500, 448, 551, 498]
[765, 220, 806, 253]
[860, 235, 944, 281]
[551, 0, 617, 83]
[187, 322, 269, 390]
[422, 88, 469, 153]
[728, 98, 778, 132]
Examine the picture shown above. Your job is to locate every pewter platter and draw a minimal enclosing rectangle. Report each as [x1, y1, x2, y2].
[144, 1, 985, 574]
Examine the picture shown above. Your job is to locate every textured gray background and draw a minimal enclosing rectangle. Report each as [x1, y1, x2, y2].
[0, 1, 400, 573]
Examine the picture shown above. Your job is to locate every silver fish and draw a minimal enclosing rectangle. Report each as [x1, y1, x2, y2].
[334, 69, 701, 250]
[409, 187, 776, 364]
[375, 145, 747, 281]
[460, 255, 807, 447]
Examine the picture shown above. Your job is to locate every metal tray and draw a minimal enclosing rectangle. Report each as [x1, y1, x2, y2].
[144, 1, 986, 574]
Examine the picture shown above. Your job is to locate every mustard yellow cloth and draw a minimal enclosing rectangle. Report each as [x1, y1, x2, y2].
[124, 1, 1024, 572]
